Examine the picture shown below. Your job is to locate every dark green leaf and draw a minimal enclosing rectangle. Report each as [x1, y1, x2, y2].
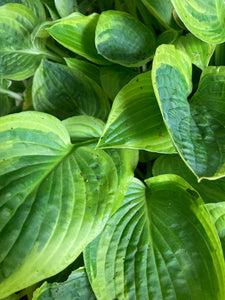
[95, 10, 156, 67]
[32, 60, 110, 121]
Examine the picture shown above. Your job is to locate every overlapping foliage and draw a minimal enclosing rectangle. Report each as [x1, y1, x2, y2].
[1, 0, 225, 299]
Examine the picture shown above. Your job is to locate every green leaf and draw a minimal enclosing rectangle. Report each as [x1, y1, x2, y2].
[141, 0, 174, 28]
[32, 60, 110, 121]
[206, 202, 225, 256]
[95, 10, 156, 67]
[62, 115, 139, 213]
[32, 267, 96, 300]
[48, 13, 108, 65]
[174, 33, 215, 70]
[100, 65, 138, 100]
[55, 0, 78, 18]
[0, 4, 57, 80]
[152, 44, 225, 180]
[65, 58, 101, 86]
[156, 29, 179, 47]
[98, 71, 176, 153]
[85, 175, 225, 299]
[0, 0, 46, 22]
[153, 155, 225, 203]
[62, 116, 105, 144]
[215, 42, 225, 66]
[0, 111, 122, 298]
[171, 0, 225, 44]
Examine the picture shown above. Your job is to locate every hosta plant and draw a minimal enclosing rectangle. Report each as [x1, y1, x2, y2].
[1, 0, 225, 299]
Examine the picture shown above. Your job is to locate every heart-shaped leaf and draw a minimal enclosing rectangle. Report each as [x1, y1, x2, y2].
[85, 176, 225, 299]
[0, 111, 121, 298]
[98, 71, 176, 153]
[32, 60, 110, 121]
[152, 44, 225, 180]
[171, 0, 225, 44]
[33, 267, 96, 300]
[153, 154, 225, 203]
[95, 10, 156, 67]
[62, 115, 139, 214]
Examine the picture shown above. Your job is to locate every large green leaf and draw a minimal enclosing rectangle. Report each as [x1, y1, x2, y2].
[0, 0, 46, 22]
[152, 44, 225, 180]
[153, 155, 225, 203]
[0, 111, 123, 298]
[85, 175, 225, 299]
[48, 13, 108, 65]
[171, 0, 225, 44]
[174, 33, 215, 70]
[141, 0, 174, 28]
[32, 60, 110, 121]
[62, 115, 139, 214]
[95, 10, 156, 67]
[97, 71, 176, 153]
[33, 267, 95, 300]
[0, 4, 57, 80]
[206, 202, 225, 256]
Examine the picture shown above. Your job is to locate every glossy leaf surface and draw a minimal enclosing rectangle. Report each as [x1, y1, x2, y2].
[48, 13, 108, 65]
[95, 10, 155, 67]
[0, 111, 121, 298]
[33, 267, 95, 300]
[32, 60, 110, 121]
[171, 0, 225, 44]
[98, 71, 176, 153]
[152, 45, 225, 180]
[85, 176, 225, 299]
[62, 115, 139, 213]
